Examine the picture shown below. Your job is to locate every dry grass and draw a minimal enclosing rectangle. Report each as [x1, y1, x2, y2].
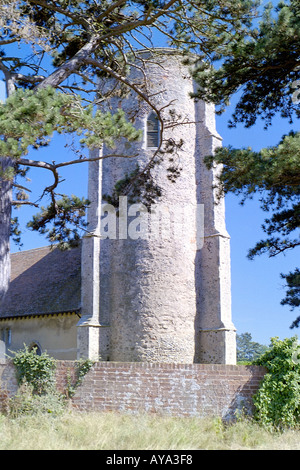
[0, 410, 299, 450]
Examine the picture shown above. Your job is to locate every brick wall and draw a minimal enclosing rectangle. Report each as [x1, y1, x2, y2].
[0, 360, 18, 412]
[1, 360, 266, 419]
[58, 362, 266, 419]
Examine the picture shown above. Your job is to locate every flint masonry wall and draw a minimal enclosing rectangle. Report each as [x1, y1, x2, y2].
[98, 50, 201, 363]
[79, 48, 236, 364]
[0, 360, 266, 419]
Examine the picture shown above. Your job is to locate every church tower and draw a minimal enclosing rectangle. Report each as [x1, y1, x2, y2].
[77, 49, 236, 364]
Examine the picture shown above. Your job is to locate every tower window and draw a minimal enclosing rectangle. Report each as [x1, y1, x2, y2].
[147, 112, 160, 148]
[1, 328, 11, 346]
[29, 342, 42, 356]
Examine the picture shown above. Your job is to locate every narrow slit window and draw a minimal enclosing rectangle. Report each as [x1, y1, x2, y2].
[147, 112, 160, 148]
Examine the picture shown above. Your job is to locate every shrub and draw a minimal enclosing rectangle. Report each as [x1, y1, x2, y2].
[253, 336, 300, 429]
[8, 382, 66, 418]
[11, 346, 56, 394]
[8, 346, 66, 417]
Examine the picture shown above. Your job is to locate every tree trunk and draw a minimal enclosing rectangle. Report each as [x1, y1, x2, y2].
[0, 156, 13, 303]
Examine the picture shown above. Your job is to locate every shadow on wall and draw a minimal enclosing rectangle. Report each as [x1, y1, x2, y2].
[223, 365, 266, 421]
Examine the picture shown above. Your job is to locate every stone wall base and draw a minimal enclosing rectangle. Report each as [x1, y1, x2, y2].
[195, 329, 237, 365]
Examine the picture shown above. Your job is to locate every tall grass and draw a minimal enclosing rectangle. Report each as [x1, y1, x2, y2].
[0, 410, 299, 450]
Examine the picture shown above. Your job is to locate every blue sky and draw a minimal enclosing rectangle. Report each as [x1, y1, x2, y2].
[1, 58, 299, 349]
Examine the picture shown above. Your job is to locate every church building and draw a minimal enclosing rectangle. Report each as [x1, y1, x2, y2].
[0, 245, 81, 359]
[0, 49, 236, 364]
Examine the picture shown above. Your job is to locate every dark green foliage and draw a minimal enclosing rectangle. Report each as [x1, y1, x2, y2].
[237, 332, 268, 363]
[12, 345, 56, 394]
[9, 346, 66, 417]
[281, 269, 300, 328]
[192, 0, 300, 127]
[0, 86, 141, 247]
[9, 348, 94, 416]
[0, 0, 260, 253]
[0, 86, 141, 158]
[253, 336, 300, 429]
[10, 217, 22, 247]
[192, 1, 300, 321]
[27, 194, 90, 250]
[103, 162, 163, 210]
[205, 132, 300, 263]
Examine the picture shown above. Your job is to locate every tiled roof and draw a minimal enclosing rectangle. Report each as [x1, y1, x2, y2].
[0, 244, 81, 319]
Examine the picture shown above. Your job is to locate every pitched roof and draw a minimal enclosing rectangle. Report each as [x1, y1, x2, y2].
[0, 245, 81, 319]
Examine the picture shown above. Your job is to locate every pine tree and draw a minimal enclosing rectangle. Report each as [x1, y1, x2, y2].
[0, 0, 258, 301]
[192, 0, 300, 326]
[237, 332, 268, 363]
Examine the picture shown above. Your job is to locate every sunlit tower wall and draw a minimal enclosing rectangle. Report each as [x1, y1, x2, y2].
[79, 49, 236, 364]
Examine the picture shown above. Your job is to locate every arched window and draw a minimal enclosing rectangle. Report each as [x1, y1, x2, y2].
[29, 342, 42, 356]
[147, 112, 160, 148]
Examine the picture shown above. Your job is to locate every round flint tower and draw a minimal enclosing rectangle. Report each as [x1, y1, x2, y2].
[79, 49, 236, 364]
